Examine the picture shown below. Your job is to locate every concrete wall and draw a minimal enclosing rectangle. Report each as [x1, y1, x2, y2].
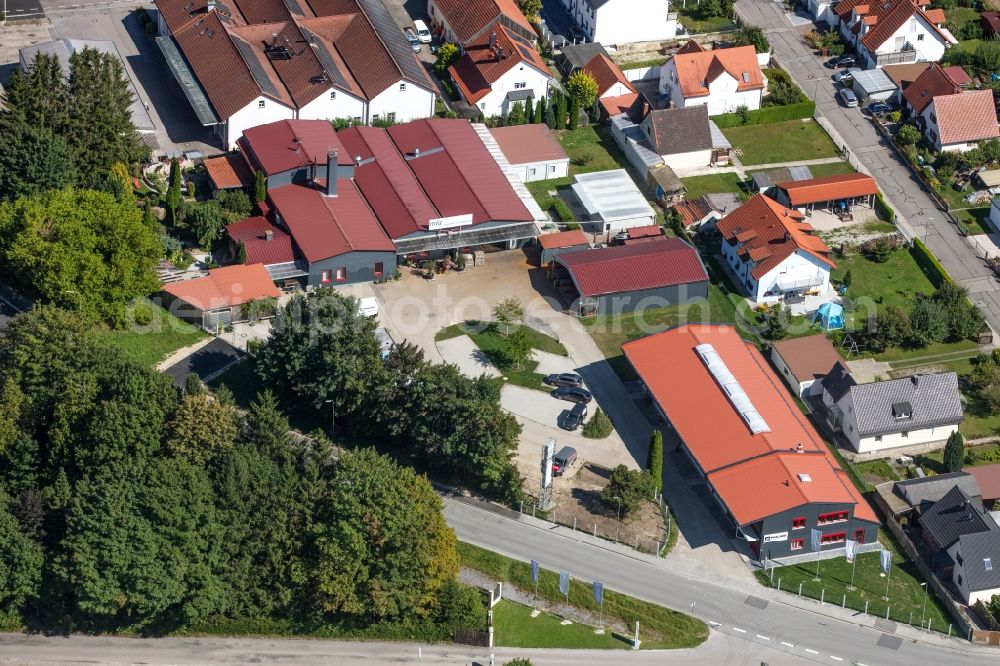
[307, 250, 397, 288]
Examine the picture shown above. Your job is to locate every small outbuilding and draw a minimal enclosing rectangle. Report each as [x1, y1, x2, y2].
[204, 153, 255, 191]
[770, 333, 842, 398]
[490, 124, 570, 183]
[775, 173, 879, 213]
[551, 237, 708, 316]
[162, 264, 281, 331]
[570, 169, 656, 233]
[851, 68, 897, 107]
[538, 229, 591, 264]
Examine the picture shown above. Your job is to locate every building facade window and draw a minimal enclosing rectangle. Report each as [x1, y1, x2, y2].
[514, 81, 527, 89]
[320, 270, 332, 284]
[336, 267, 347, 281]
[854, 529, 865, 544]
[817, 510, 848, 525]
[821, 531, 846, 544]
[790, 538, 805, 550]
[330, 91, 337, 99]
[258, 100, 266, 108]
[374, 261, 384, 277]
[399, 83, 407, 91]
[387, 112, 396, 122]
[792, 517, 806, 529]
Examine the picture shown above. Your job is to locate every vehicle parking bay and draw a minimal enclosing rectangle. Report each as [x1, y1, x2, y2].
[501, 384, 573, 427]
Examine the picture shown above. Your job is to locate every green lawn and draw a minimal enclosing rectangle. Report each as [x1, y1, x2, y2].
[557, 126, 625, 176]
[757, 547, 951, 632]
[436, 321, 568, 390]
[493, 601, 630, 649]
[680, 172, 745, 199]
[831, 249, 936, 324]
[853, 459, 900, 487]
[917, 441, 1000, 472]
[951, 38, 983, 55]
[99, 302, 208, 368]
[459, 542, 708, 649]
[805, 161, 856, 178]
[723, 119, 840, 166]
[674, 5, 736, 33]
[948, 6, 981, 32]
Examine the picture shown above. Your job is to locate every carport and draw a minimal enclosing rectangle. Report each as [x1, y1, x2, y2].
[851, 68, 896, 107]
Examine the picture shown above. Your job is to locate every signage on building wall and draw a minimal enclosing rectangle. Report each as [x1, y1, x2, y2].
[428, 213, 473, 231]
[763, 532, 788, 543]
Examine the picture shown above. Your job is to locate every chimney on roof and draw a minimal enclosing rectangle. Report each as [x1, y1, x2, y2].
[796, 443, 804, 453]
[354, 155, 362, 166]
[414, 147, 420, 157]
[911, 375, 920, 387]
[489, 31, 497, 49]
[325, 149, 338, 197]
[271, 32, 278, 47]
[206, 0, 216, 11]
[264, 229, 273, 241]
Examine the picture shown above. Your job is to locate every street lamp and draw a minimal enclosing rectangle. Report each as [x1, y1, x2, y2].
[614, 495, 622, 543]
[324, 399, 335, 438]
[920, 582, 929, 627]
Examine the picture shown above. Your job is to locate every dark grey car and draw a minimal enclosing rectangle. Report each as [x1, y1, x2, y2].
[551, 386, 593, 404]
[544, 372, 584, 388]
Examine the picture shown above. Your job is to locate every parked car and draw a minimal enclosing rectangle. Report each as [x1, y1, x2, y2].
[404, 28, 421, 52]
[552, 445, 578, 473]
[544, 372, 584, 388]
[832, 67, 862, 84]
[551, 386, 593, 404]
[413, 19, 432, 43]
[825, 54, 856, 69]
[560, 403, 587, 432]
[611, 230, 630, 245]
[838, 88, 859, 107]
[868, 101, 893, 115]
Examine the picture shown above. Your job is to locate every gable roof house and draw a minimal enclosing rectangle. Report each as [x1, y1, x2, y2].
[637, 105, 734, 171]
[162, 263, 281, 328]
[448, 25, 553, 118]
[770, 334, 843, 398]
[622, 324, 880, 562]
[659, 45, 766, 116]
[154, 0, 436, 149]
[563, 0, 678, 46]
[427, 0, 536, 48]
[913, 83, 1000, 153]
[583, 53, 638, 119]
[834, 0, 956, 68]
[820, 370, 964, 453]
[717, 194, 836, 303]
[950, 530, 1000, 605]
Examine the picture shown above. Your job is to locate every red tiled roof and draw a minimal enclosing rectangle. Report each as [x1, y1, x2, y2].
[903, 63, 961, 113]
[626, 225, 663, 239]
[883, 62, 932, 90]
[449, 24, 549, 104]
[204, 153, 255, 189]
[239, 119, 350, 176]
[923, 7, 944, 23]
[538, 229, 589, 250]
[582, 53, 635, 98]
[858, 0, 953, 51]
[490, 123, 568, 165]
[717, 194, 836, 280]
[225, 216, 297, 265]
[387, 118, 532, 224]
[965, 463, 1000, 501]
[944, 65, 971, 86]
[676, 39, 705, 54]
[553, 237, 708, 297]
[984, 11, 1000, 34]
[267, 180, 394, 262]
[338, 124, 441, 239]
[771, 334, 842, 386]
[599, 92, 639, 117]
[671, 45, 763, 99]
[933, 90, 1000, 146]
[673, 196, 716, 228]
[431, 0, 534, 45]
[622, 324, 878, 527]
[228, 22, 333, 109]
[776, 173, 879, 207]
[163, 264, 280, 311]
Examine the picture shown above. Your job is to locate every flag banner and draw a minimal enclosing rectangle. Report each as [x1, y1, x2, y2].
[811, 529, 822, 552]
[593, 581, 603, 605]
[845, 539, 857, 563]
[530, 560, 539, 585]
[880, 549, 892, 574]
[559, 571, 570, 595]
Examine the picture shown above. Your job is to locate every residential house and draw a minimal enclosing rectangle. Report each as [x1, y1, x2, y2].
[966, 463, 1000, 510]
[449, 26, 553, 118]
[773, 173, 879, 213]
[717, 194, 837, 303]
[623, 324, 880, 562]
[427, 0, 536, 48]
[582, 52, 639, 119]
[161, 263, 281, 329]
[640, 106, 713, 170]
[982, 11, 1000, 39]
[922, 89, 1000, 153]
[874, 471, 983, 521]
[834, 0, 956, 68]
[155, 0, 437, 149]
[807, 0, 838, 25]
[556, 41, 609, 77]
[770, 334, 843, 398]
[562, 0, 677, 46]
[951, 531, 1000, 605]
[821, 370, 964, 453]
[659, 45, 765, 115]
[490, 123, 570, 182]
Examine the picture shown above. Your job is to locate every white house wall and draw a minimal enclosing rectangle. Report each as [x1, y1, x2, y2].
[808, 0, 835, 24]
[947, 540, 1000, 605]
[836, 391, 958, 452]
[570, 0, 676, 45]
[601, 80, 635, 98]
[662, 148, 712, 171]
[873, 17, 947, 63]
[660, 61, 763, 115]
[225, 96, 295, 150]
[299, 88, 367, 125]
[514, 159, 569, 182]
[752, 250, 831, 303]
[771, 348, 811, 397]
[368, 81, 436, 124]
[472, 64, 551, 118]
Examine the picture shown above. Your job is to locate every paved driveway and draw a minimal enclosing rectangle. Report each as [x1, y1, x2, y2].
[436, 334, 500, 377]
[163, 337, 244, 387]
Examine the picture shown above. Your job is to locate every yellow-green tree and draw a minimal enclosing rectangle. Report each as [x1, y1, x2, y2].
[566, 70, 599, 109]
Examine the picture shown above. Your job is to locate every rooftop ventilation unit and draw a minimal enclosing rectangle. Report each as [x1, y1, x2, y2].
[694, 343, 771, 435]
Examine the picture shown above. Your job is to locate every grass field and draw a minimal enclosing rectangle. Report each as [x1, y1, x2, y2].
[804, 161, 856, 178]
[680, 172, 745, 199]
[557, 126, 626, 176]
[723, 119, 840, 166]
[436, 320, 568, 390]
[459, 542, 708, 649]
[830, 249, 936, 325]
[100, 302, 208, 368]
[493, 601, 631, 649]
[757, 544, 951, 632]
[674, 4, 736, 33]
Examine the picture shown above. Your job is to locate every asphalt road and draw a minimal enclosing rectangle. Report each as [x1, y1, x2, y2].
[3, 0, 44, 20]
[444, 497, 997, 666]
[163, 337, 244, 387]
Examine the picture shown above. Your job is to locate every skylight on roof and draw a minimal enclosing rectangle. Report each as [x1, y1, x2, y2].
[742, 72, 749, 83]
[798, 473, 812, 483]
[694, 343, 771, 435]
[987, 558, 994, 572]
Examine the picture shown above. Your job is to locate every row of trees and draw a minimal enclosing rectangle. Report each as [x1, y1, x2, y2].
[254, 290, 525, 502]
[0, 306, 483, 636]
[869, 282, 984, 352]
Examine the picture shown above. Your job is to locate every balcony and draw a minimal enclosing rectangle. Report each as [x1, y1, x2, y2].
[874, 45, 917, 66]
[774, 270, 827, 291]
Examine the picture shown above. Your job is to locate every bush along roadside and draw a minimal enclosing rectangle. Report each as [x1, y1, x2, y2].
[911, 238, 953, 287]
[874, 192, 895, 223]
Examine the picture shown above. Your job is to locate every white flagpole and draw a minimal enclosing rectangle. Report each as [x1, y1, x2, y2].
[848, 549, 857, 591]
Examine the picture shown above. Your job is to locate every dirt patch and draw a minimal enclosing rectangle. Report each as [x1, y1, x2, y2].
[890, 363, 952, 378]
[545, 464, 667, 554]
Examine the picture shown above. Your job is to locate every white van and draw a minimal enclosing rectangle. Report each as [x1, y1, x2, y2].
[413, 19, 432, 43]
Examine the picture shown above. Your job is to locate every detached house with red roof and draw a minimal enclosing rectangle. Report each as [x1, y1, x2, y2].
[902, 65, 999, 152]
[582, 52, 638, 119]
[718, 194, 837, 303]
[659, 45, 765, 115]
[623, 324, 880, 562]
[834, 0, 956, 68]
[155, 0, 437, 149]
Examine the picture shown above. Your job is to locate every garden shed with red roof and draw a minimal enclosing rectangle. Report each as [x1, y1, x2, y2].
[551, 237, 708, 316]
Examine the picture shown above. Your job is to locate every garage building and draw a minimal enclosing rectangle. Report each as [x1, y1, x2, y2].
[571, 169, 656, 233]
[538, 229, 591, 265]
[552, 237, 708, 316]
[851, 68, 896, 107]
[490, 124, 570, 183]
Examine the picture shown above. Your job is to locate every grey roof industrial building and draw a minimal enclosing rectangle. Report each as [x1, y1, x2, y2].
[570, 169, 655, 232]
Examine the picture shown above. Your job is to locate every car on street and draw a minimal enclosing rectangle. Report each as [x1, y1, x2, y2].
[551, 386, 593, 404]
[832, 67, 861, 84]
[544, 372, 584, 388]
[404, 28, 421, 52]
[838, 88, 859, 107]
[413, 19, 432, 43]
[824, 54, 856, 69]
[867, 101, 893, 115]
[552, 445, 578, 472]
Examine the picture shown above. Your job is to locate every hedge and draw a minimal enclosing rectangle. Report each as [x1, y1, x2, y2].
[910, 238, 953, 287]
[711, 100, 816, 128]
[874, 192, 894, 223]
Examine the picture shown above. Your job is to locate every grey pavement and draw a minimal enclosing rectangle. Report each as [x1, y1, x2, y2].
[735, 0, 1000, 336]
[163, 337, 244, 387]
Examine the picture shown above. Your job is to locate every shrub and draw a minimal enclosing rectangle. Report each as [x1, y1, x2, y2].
[872, 236, 894, 262]
[435, 580, 486, 633]
[911, 239, 953, 287]
[646, 431, 663, 493]
[886, 110, 902, 123]
[896, 124, 922, 146]
[909, 297, 950, 346]
[944, 431, 965, 473]
[874, 192, 895, 223]
[582, 408, 613, 439]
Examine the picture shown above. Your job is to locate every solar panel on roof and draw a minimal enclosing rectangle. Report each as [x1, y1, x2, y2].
[507, 30, 534, 48]
[301, 27, 351, 89]
[232, 35, 281, 98]
[355, 0, 427, 86]
[517, 44, 534, 60]
[281, 0, 304, 16]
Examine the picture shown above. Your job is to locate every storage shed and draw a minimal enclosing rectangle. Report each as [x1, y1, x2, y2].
[551, 237, 708, 316]
[538, 229, 591, 264]
[851, 68, 897, 106]
[570, 169, 656, 233]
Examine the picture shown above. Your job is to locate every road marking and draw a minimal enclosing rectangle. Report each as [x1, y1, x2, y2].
[805, 648, 818, 654]
[755, 634, 770, 640]
[733, 627, 747, 634]
[781, 641, 794, 647]
[831, 657, 843, 662]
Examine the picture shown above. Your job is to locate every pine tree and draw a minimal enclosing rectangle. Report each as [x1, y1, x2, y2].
[536, 97, 545, 126]
[526, 96, 535, 124]
[646, 430, 663, 492]
[556, 93, 568, 130]
[568, 95, 580, 130]
[166, 157, 182, 226]
[253, 169, 266, 204]
[944, 430, 965, 472]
